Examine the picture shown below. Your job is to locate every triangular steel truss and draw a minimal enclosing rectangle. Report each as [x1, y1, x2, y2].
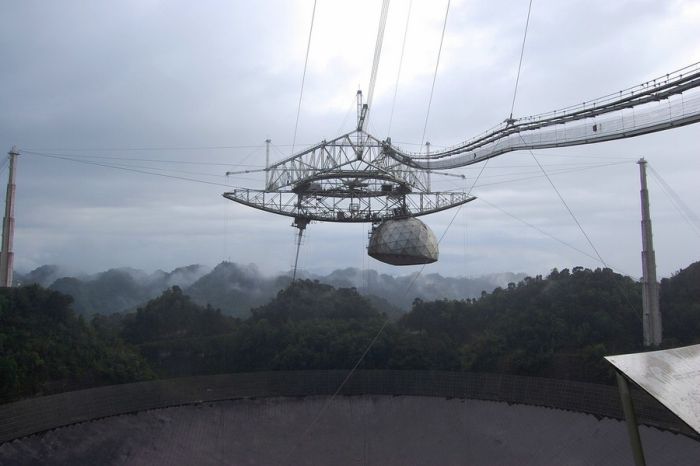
[224, 128, 474, 223]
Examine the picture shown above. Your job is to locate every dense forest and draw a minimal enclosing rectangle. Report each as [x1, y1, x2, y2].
[0, 286, 153, 402]
[1, 261, 698, 403]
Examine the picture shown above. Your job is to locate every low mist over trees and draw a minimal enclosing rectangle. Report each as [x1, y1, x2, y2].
[1, 261, 698, 403]
[14, 262, 525, 317]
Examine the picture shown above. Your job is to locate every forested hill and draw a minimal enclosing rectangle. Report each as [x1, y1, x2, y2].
[2, 262, 698, 403]
[660, 260, 700, 344]
[0, 286, 153, 403]
[14, 262, 525, 316]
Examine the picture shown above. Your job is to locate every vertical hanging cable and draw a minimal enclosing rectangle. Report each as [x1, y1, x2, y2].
[420, 0, 451, 151]
[291, 228, 304, 282]
[291, 0, 318, 155]
[363, 0, 391, 131]
[387, 0, 413, 135]
[287, 158, 490, 461]
[509, 0, 534, 120]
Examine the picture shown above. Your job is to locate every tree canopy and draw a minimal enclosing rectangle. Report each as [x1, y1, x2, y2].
[2, 261, 698, 403]
[0, 286, 153, 402]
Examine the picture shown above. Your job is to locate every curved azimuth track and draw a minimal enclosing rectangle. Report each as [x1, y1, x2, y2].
[223, 91, 475, 226]
[386, 62, 700, 169]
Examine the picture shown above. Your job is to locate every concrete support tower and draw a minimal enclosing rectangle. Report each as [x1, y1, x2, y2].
[0, 146, 19, 287]
[638, 158, 662, 346]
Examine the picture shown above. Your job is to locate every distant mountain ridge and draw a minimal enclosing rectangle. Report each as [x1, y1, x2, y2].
[15, 264, 211, 315]
[14, 262, 526, 317]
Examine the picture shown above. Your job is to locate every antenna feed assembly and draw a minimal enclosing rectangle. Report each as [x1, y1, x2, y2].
[223, 126, 474, 266]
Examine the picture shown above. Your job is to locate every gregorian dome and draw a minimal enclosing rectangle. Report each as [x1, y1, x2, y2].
[367, 217, 438, 266]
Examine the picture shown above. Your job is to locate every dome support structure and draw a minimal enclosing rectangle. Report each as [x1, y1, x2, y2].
[224, 91, 475, 266]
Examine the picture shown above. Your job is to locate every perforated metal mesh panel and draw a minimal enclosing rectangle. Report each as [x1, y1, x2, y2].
[367, 218, 438, 265]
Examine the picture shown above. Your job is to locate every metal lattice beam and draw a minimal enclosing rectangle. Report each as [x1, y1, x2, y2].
[223, 189, 474, 223]
[266, 130, 428, 192]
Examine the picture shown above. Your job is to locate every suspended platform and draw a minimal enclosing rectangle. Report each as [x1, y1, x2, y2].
[223, 126, 474, 225]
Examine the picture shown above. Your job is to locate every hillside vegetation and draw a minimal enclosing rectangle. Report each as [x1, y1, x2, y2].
[1, 262, 698, 403]
[0, 286, 153, 403]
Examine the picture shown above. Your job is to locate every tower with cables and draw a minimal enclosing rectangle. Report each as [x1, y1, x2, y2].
[638, 158, 662, 346]
[0, 146, 19, 288]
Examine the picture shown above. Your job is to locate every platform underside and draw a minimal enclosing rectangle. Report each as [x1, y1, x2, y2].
[223, 190, 475, 223]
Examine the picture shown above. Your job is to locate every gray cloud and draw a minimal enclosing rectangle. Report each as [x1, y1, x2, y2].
[1, 0, 698, 280]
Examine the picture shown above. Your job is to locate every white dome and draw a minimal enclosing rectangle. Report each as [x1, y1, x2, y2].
[367, 217, 438, 266]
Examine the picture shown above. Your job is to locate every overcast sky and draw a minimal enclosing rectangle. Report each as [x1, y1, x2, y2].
[1, 0, 699, 280]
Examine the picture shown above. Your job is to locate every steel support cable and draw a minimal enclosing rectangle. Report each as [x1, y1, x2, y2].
[21, 150, 264, 167]
[650, 174, 700, 239]
[0, 157, 9, 207]
[647, 164, 700, 238]
[286, 151, 488, 462]
[71, 153, 264, 184]
[25, 150, 253, 179]
[477, 196, 605, 265]
[291, 0, 318, 155]
[476, 195, 634, 276]
[405, 160, 487, 289]
[469, 161, 630, 188]
[231, 145, 264, 167]
[436, 156, 634, 167]
[534, 151, 647, 326]
[270, 143, 288, 159]
[460, 160, 626, 179]
[22, 144, 266, 152]
[509, 0, 534, 120]
[411, 159, 490, 291]
[59, 160, 230, 179]
[291, 229, 305, 282]
[528, 148, 609, 268]
[234, 159, 627, 192]
[0, 157, 9, 206]
[387, 0, 413, 135]
[285, 317, 392, 462]
[364, 0, 391, 131]
[419, 0, 451, 151]
[23, 152, 244, 189]
[474, 156, 644, 327]
[529, 152, 638, 161]
[520, 150, 645, 327]
[0, 156, 9, 176]
[421, 161, 631, 193]
[335, 94, 358, 134]
[480, 194, 642, 327]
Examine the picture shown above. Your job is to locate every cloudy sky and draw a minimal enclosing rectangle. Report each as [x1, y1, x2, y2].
[1, 0, 699, 280]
